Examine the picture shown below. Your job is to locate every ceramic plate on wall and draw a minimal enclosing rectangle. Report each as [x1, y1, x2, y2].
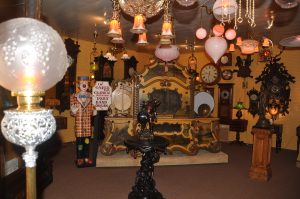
[194, 91, 214, 114]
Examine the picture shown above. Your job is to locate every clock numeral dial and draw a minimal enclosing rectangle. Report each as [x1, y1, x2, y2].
[200, 63, 220, 85]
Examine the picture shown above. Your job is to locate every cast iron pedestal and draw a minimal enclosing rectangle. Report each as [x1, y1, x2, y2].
[124, 136, 169, 199]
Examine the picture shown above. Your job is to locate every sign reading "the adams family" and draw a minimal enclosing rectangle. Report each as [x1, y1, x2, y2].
[92, 81, 112, 111]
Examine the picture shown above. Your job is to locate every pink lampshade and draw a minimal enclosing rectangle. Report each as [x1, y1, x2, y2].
[213, 24, 225, 36]
[229, 43, 235, 52]
[195, 27, 207, 40]
[205, 36, 227, 63]
[239, 40, 259, 54]
[225, 29, 237, 40]
[155, 45, 180, 62]
[236, 37, 242, 46]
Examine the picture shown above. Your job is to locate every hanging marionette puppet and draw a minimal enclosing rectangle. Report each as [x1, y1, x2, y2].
[70, 76, 96, 168]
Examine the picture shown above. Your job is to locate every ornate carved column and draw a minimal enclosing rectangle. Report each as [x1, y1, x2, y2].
[248, 128, 273, 181]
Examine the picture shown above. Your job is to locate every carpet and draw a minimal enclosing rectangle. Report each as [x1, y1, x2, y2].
[96, 150, 228, 167]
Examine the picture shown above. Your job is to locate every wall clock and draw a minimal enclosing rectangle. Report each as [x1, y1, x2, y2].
[221, 69, 233, 80]
[200, 63, 221, 85]
[220, 53, 232, 66]
[247, 88, 259, 117]
[111, 81, 132, 116]
[218, 83, 234, 124]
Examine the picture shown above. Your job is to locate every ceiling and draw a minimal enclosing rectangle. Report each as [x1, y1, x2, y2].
[1, 0, 300, 52]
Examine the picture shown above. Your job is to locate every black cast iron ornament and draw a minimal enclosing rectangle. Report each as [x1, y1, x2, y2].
[233, 55, 254, 88]
[125, 98, 168, 199]
[255, 54, 295, 128]
[137, 99, 160, 141]
[125, 136, 168, 199]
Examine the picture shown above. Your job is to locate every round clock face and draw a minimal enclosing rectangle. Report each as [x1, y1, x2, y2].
[221, 70, 233, 80]
[221, 55, 229, 64]
[112, 88, 131, 111]
[271, 85, 281, 94]
[220, 90, 230, 100]
[250, 94, 258, 101]
[200, 63, 220, 85]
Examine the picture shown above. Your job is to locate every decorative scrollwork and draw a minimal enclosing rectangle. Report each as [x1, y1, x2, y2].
[118, 0, 164, 18]
[1, 109, 56, 148]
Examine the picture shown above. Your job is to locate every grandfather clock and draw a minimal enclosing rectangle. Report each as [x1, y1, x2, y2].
[91, 53, 116, 165]
[218, 83, 234, 124]
[56, 38, 80, 112]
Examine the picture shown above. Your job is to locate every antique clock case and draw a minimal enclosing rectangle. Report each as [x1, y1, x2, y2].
[218, 83, 234, 124]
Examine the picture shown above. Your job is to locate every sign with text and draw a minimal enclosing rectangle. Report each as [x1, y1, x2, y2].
[92, 81, 112, 111]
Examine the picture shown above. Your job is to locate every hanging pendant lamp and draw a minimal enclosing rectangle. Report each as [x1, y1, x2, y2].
[130, 14, 147, 34]
[137, 32, 148, 45]
[107, 10, 121, 38]
[205, 36, 227, 63]
[111, 28, 125, 44]
[213, 0, 237, 22]
[161, 14, 174, 39]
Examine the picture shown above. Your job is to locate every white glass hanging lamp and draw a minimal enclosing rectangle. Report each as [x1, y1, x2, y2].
[213, 0, 237, 22]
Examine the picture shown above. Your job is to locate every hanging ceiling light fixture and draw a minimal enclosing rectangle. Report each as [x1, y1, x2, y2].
[161, 0, 174, 39]
[111, 28, 125, 44]
[119, 0, 164, 37]
[213, 0, 237, 23]
[107, 0, 121, 38]
[137, 32, 149, 45]
[130, 14, 147, 34]
[239, 39, 259, 54]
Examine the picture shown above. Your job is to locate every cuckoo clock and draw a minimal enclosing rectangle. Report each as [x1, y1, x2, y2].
[255, 56, 295, 121]
[247, 88, 260, 117]
[233, 55, 253, 78]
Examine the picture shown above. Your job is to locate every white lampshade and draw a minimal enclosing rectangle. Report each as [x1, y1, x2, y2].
[213, 0, 237, 22]
[0, 18, 68, 93]
[176, 0, 197, 7]
[155, 45, 180, 62]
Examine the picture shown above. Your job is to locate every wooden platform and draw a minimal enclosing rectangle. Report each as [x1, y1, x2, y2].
[96, 150, 228, 167]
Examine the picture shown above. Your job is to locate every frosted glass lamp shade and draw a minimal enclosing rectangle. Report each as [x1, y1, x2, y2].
[205, 36, 227, 63]
[130, 14, 147, 34]
[213, 0, 237, 22]
[0, 18, 68, 93]
[155, 45, 180, 62]
[239, 40, 259, 54]
[176, 0, 197, 7]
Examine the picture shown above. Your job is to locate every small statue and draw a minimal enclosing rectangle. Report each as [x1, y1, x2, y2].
[137, 99, 160, 141]
[70, 76, 95, 167]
